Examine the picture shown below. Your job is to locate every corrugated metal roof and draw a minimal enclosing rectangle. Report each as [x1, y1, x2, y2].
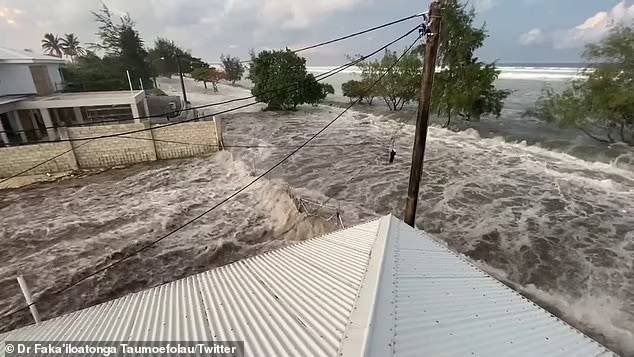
[341, 215, 614, 357]
[0, 215, 615, 357]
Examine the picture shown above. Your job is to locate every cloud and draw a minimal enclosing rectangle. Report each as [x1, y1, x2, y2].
[249, 0, 365, 30]
[519, 28, 545, 46]
[0, 0, 368, 63]
[554, 1, 634, 49]
[472, 0, 496, 13]
[0, 6, 23, 26]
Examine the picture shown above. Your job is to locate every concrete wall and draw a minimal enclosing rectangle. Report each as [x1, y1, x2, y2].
[0, 63, 64, 96]
[0, 64, 36, 96]
[152, 121, 217, 160]
[46, 63, 64, 91]
[0, 121, 218, 178]
[68, 124, 157, 169]
[0, 142, 77, 177]
[146, 96, 182, 118]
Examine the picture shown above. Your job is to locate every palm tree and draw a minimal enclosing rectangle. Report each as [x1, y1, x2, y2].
[41, 33, 62, 58]
[60, 33, 86, 62]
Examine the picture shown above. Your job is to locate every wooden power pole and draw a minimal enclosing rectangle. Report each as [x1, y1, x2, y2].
[404, 1, 442, 227]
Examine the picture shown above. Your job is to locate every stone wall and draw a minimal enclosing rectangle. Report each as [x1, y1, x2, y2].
[0, 121, 218, 178]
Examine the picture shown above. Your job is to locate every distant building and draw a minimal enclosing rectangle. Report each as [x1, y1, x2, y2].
[0, 46, 149, 146]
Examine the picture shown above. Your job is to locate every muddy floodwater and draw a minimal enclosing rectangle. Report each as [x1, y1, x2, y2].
[1, 78, 633, 355]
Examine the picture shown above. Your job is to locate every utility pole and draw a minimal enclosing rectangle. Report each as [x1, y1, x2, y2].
[403, 1, 442, 227]
[176, 52, 189, 108]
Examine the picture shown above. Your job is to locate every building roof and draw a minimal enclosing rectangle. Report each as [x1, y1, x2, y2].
[13, 91, 146, 110]
[0, 47, 65, 64]
[0, 215, 615, 356]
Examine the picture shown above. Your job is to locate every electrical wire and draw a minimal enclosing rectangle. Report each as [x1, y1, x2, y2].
[0, 25, 421, 147]
[0, 26, 419, 184]
[117, 136, 376, 149]
[1, 13, 425, 136]
[1, 33, 422, 322]
[0, 26, 420, 186]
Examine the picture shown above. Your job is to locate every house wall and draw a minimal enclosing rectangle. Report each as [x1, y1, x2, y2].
[0, 121, 219, 178]
[0, 63, 64, 96]
[46, 63, 64, 91]
[0, 64, 36, 96]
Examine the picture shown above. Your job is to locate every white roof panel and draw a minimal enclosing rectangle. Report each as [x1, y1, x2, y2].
[0, 216, 614, 357]
[350, 216, 614, 357]
[0, 47, 65, 64]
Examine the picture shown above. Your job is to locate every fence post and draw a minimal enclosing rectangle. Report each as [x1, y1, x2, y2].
[145, 122, 159, 161]
[213, 116, 224, 151]
[58, 127, 80, 171]
[17, 275, 41, 324]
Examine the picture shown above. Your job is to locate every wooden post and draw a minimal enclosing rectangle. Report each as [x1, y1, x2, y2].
[177, 54, 188, 107]
[17, 275, 41, 324]
[404, 1, 442, 227]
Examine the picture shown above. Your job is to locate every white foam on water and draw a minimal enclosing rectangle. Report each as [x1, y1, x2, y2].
[307, 65, 590, 81]
[521, 284, 634, 355]
[2, 79, 632, 355]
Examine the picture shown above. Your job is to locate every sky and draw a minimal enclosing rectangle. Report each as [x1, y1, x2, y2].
[0, 0, 633, 65]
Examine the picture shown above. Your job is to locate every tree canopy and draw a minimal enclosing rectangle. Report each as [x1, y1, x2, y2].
[147, 38, 206, 77]
[44, 4, 210, 94]
[342, 80, 365, 103]
[221, 55, 245, 84]
[62, 52, 129, 91]
[248, 49, 331, 110]
[62, 5, 153, 91]
[355, 49, 422, 111]
[192, 66, 224, 92]
[530, 27, 634, 146]
[60, 33, 86, 62]
[41, 33, 62, 58]
[431, 0, 510, 126]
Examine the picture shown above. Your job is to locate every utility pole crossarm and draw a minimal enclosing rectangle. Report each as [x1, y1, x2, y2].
[403, 1, 442, 227]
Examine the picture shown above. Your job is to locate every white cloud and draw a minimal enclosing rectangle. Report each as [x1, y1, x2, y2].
[519, 28, 545, 46]
[250, 0, 364, 30]
[472, 0, 496, 13]
[0, 0, 367, 63]
[554, 1, 634, 49]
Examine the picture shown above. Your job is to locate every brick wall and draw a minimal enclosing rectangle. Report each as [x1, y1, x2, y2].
[68, 123, 156, 169]
[0, 142, 77, 177]
[152, 122, 217, 160]
[0, 121, 218, 178]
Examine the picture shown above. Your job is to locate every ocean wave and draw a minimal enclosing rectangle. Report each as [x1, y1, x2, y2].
[307, 65, 590, 81]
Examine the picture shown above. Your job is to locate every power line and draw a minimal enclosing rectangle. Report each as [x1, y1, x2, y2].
[1, 13, 424, 136]
[0, 141, 93, 185]
[0, 137, 377, 186]
[3, 25, 421, 146]
[117, 136, 376, 149]
[293, 13, 424, 53]
[0, 25, 420, 186]
[1, 33, 422, 322]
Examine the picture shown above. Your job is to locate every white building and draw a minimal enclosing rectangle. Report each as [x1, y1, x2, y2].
[0, 47, 149, 145]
